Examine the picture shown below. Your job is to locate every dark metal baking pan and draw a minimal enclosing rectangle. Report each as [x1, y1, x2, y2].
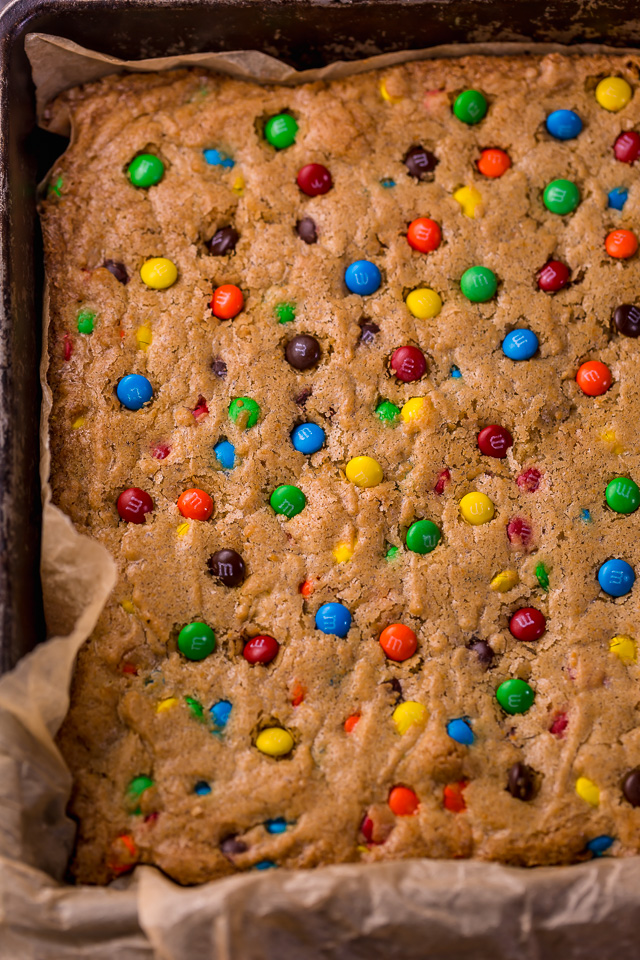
[2, 0, 640, 675]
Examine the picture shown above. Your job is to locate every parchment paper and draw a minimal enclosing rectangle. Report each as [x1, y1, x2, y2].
[3, 30, 640, 959]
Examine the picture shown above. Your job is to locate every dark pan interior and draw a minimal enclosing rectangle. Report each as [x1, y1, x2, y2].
[1, 0, 640, 673]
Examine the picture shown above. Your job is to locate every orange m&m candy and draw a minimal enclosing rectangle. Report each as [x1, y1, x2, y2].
[299, 579, 314, 598]
[344, 714, 360, 733]
[407, 217, 442, 253]
[576, 360, 612, 397]
[211, 283, 244, 319]
[443, 780, 468, 813]
[379, 623, 417, 661]
[605, 229, 638, 259]
[388, 785, 419, 816]
[477, 148, 511, 178]
[177, 488, 213, 520]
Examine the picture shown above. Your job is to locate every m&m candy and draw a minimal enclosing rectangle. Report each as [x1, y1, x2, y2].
[214, 439, 235, 469]
[126, 775, 154, 811]
[390, 345, 427, 382]
[379, 623, 417, 661]
[117, 488, 153, 523]
[255, 728, 294, 757]
[208, 548, 246, 587]
[265, 817, 288, 834]
[405, 288, 442, 319]
[203, 148, 234, 167]
[285, 334, 321, 370]
[605, 229, 638, 259]
[194, 781, 211, 796]
[140, 258, 178, 289]
[443, 781, 468, 812]
[376, 400, 400, 423]
[576, 360, 612, 396]
[208, 226, 239, 255]
[265, 113, 298, 149]
[509, 607, 546, 641]
[128, 153, 164, 187]
[608, 187, 628, 210]
[211, 284, 244, 319]
[407, 217, 441, 252]
[545, 109, 582, 140]
[622, 769, 640, 806]
[609, 635, 637, 664]
[447, 718, 474, 745]
[477, 148, 511, 178]
[460, 266, 497, 302]
[270, 484, 306, 518]
[586, 836, 614, 857]
[388, 785, 419, 815]
[296, 217, 317, 244]
[77, 308, 95, 334]
[406, 519, 441, 554]
[606, 477, 640, 513]
[315, 602, 352, 637]
[243, 635, 280, 664]
[211, 700, 232, 727]
[614, 131, 640, 164]
[117, 374, 153, 410]
[453, 89, 487, 124]
[537, 260, 570, 292]
[459, 492, 495, 525]
[291, 422, 325, 453]
[344, 260, 381, 296]
[595, 76, 632, 111]
[613, 304, 640, 337]
[576, 777, 600, 807]
[345, 456, 383, 488]
[103, 259, 129, 284]
[496, 678, 535, 714]
[178, 622, 216, 660]
[502, 329, 538, 361]
[401, 398, 426, 423]
[404, 145, 438, 178]
[229, 397, 260, 428]
[344, 714, 360, 733]
[177, 488, 213, 520]
[543, 179, 580, 215]
[393, 701, 428, 734]
[507, 763, 537, 800]
[598, 558, 635, 597]
[297, 163, 332, 196]
[477, 425, 513, 459]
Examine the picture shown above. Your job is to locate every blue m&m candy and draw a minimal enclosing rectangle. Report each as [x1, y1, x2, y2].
[608, 187, 628, 210]
[598, 558, 635, 597]
[265, 817, 287, 834]
[546, 109, 583, 140]
[210, 700, 232, 728]
[203, 148, 235, 168]
[194, 780, 212, 796]
[586, 835, 614, 856]
[291, 422, 325, 454]
[502, 329, 538, 361]
[345, 260, 381, 296]
[315, 602, 352, 637]
[214, 439, 235, 469]
[447, 718, 474, 745]
[116, 374, 153, 410]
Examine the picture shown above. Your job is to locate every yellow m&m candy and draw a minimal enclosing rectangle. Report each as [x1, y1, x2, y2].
[393, 701, 428, 734]
[256, 727, 294, 757]
[333, 541, 355, 563]
[575, 776, 600, 807]
[459, 492, 495, 525]
[346, 456, 383, 488]
[401, 398, 426, 423]
[140, 257, 178, 289]
[595, 76, 632, 112]
[609, 635, 637, 664]
[405, 288, 442, 319]
[136, 325, 152, 350]
[454, 185, 482, 218]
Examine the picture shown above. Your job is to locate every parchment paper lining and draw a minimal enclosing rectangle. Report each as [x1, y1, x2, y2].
[1, 31, 639, 959]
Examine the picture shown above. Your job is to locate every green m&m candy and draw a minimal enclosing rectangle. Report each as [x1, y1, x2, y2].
[275, 301, 296, 324]
[265, 113, 299, 149]
[453, 89, 488, 125]
[126, 775, 154, 813]
[543, 179, 580, 215]
[77, 308, 95, 334]
[406, 519, 441, 554]
[376, 400, 400, 423]
[178, 622, 216, 660]
[460, 265, 497, 302]
[185, 695, 205, 719]
[606, 476, 640, 514]
[229, 397, 261, 428]
[270, 484, 306, 518]
[128, 153, 165, 188]
[496, 678, 535, 715]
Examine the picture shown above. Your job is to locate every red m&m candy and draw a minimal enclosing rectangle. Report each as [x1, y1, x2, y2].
[177, 488, 213, 520]
[117, 487, 153, 523]
[509, 607, 546, 641]
[297, 163, 332, 196]
[507, 516, 533, 549]
[516, 467, 541, 492]
[243, 634, 280, 664]
[211, 284, 244, 319]
[537, 260, 570, 292]
[407, 217, 442, 253]
[390, 345, 427, 382]
[614, 131, 640, 164]
[477, 424, 513, 458]
[576, 360, 612, 396]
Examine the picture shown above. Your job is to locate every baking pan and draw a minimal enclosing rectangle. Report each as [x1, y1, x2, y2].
[1, 2, 640, 677]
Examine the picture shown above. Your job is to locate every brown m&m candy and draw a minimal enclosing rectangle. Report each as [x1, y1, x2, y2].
[208, 226, 239, 255]
[469, 639, 494, 668]
[208, 548, 246, 587]
[285, 334, 321, 370]
[507, 762, 537, 800]
[622, 769, 640, 806]
[404, 145, 438, 180]
[614, 304, 640, 338]
[359, 318, 380, 344]
[296, 217, 318, 244]
[103, 259, 129, 284]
